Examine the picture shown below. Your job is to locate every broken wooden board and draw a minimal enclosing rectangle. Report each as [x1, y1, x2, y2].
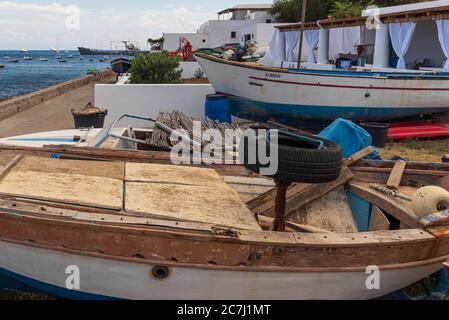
[386, 160, 406, 190]
[125, 182, 261, 231]
[125, 162, 225, 187]
[369, 206, 391, 231]
[0, 156, 124, 210]
[250, 167, 353, 218]
[224, 176, 275, 202]
[347, 181, 420, 228]
[343, 146, 376, 167]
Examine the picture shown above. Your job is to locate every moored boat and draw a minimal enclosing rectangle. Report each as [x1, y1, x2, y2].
[110, 57, 132, 74]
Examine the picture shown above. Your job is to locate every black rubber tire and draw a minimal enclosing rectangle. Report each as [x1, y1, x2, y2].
[241, 130, 343, 183]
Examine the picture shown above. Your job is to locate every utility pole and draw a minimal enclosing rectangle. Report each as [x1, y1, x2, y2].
[297, 0, 307, 69]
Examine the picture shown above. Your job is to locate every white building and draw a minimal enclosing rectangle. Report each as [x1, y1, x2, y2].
[162, 3, 285, 51]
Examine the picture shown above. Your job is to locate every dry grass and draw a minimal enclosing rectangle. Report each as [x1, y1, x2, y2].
[379, 138, 449, 162]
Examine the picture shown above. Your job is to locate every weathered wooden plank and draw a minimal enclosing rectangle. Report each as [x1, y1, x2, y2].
[15, 156, 125, 180]
[125, 182, 261, 231]
[386, 160, 407, 190]
[0, 154, 24, 180]
[125, 162, 224, 186]
[0, 171, 123, 210]
[369, 206, 391, 231]
[348, 181, 421, 228]
[0, 156, 124, 210]
[343, 146, 376, 167]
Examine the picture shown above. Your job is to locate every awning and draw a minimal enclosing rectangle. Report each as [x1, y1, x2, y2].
[277, 4, 449, 32]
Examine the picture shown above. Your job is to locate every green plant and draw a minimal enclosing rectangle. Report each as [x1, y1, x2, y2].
[330, 1, 364, 19]
[129, 53, 182, 84]
[270, 0, 422, 23]
[194, 68, 205, 79]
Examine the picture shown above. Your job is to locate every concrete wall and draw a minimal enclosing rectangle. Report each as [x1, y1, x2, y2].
[163, 33, 210, 51]
[180, 62, 203, 79]
[95, 84, 215, 127]
[0, 70, 114, 121]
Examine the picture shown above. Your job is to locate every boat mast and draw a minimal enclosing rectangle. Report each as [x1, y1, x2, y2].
[297, 0, 307, 70]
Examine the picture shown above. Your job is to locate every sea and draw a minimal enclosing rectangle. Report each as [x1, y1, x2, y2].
[0, 50, 121, 101]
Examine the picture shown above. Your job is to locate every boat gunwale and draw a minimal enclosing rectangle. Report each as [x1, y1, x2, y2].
[0, 230, 448, 274]
[0, 200, 438, 247]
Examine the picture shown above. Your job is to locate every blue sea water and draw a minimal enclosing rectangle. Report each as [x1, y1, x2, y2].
[0, 50, 121, 101]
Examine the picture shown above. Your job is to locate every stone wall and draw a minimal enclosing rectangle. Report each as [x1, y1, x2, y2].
[0, 69, 115, 121]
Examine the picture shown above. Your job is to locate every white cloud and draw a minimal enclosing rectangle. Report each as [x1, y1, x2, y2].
[138, 6, 216, 34]
[0, 2, 217, 49]
[0, 1, 89, 14]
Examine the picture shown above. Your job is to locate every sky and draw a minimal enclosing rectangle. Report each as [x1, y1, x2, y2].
[0, 0, 271, 50]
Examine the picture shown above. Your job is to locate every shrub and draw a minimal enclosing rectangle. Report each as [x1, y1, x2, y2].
[129, 52, 182, 84]
[194, 68, 205, 79]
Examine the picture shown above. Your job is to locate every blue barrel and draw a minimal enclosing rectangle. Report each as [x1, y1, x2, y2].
[204, 93, 231, 123]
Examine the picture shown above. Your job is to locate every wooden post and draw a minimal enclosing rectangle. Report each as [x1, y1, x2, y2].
[273, 181, 291, 232]
[297, 0, 308, 69]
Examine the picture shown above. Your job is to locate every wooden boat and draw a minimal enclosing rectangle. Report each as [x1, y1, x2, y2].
[195, 52, 449, 123]
[0, 139, 448, 299]
[0, 64, 4, 69]
[110, 57, 132, 75]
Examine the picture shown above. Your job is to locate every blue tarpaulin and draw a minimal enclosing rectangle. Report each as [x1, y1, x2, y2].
[319, 118, 379, 159]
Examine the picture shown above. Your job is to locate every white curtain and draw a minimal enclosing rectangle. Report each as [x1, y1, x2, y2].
[388, 22, 416, 69]
[285, 31, 300, 62]
[304, 30, 320, 63]
[329, 27, 361, 60]
[436, 19, 449, 72]
[258, 29, 285, 67]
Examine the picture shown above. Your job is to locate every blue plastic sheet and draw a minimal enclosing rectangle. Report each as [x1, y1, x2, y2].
[319, 118, 379, 159]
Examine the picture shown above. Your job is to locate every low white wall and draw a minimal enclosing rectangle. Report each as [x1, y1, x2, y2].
[95, 84, 215, 127]
[180, 62, 203, 79]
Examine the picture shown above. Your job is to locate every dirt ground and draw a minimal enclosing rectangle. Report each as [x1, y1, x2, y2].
[379, 138, 449, 162]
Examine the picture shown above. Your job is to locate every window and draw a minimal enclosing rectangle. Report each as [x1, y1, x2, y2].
[266, 19, 272, 23]
[231, 31, 236, 39]
[202, 39, 206, 43]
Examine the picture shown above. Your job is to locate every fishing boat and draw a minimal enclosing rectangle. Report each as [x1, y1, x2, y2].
[0, 114, 448, 299]
[22, 56, 33, 61]
[195, 52, 449, 123]
[0, 64, 4, 69]
[19, 49, 28, 52]
[7, 58, 19, 63]
[39, 57, 49, 62]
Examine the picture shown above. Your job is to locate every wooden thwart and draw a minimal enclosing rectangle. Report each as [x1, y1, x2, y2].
[348, 181, 420, 228]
